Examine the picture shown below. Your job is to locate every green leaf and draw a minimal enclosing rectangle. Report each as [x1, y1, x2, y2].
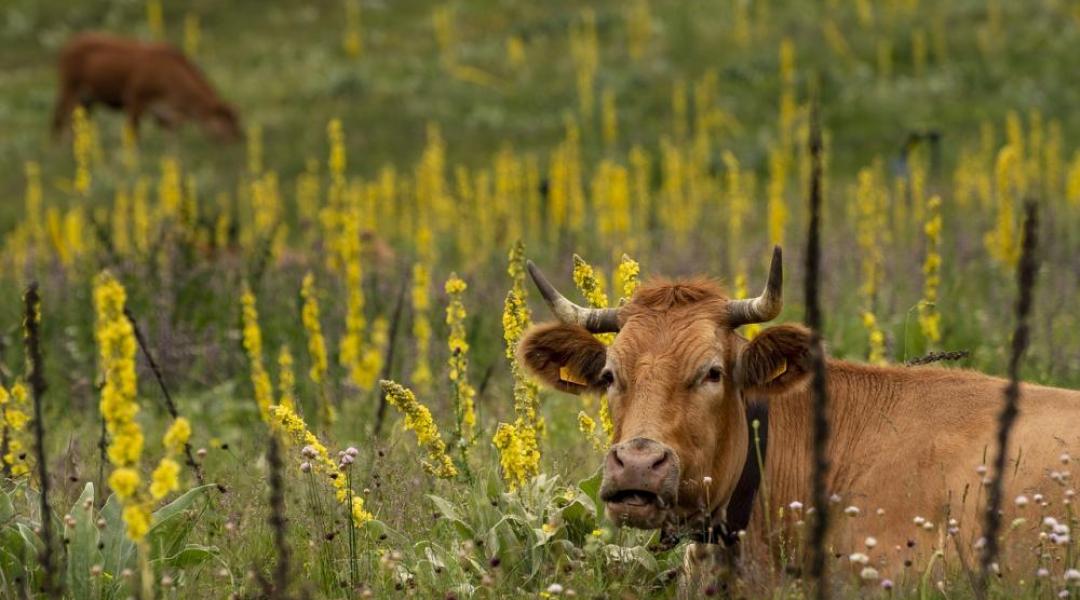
[152, 544, 218, 569]
[0, 487, 14, 523]
[99, 492, 136, 578]
[427, 494, 473, 539]
[577, 468, 603, 515]
[64, 483, 101, 600]
[603, 544, 659, 573]
[146, 484, 215, 561]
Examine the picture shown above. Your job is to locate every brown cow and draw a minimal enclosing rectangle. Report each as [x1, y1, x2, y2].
[52, 33, 242, 141]
[519, 246, 1079, 579]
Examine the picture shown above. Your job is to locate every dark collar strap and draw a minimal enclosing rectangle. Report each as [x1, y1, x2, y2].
[689, 400, 768, 547]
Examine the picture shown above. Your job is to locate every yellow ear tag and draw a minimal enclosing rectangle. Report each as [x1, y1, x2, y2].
[559, 366, 588, 386]
[766, 360, 788, 383]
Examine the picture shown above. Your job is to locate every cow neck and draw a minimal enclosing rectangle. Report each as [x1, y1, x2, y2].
[692, 399, 768, 547]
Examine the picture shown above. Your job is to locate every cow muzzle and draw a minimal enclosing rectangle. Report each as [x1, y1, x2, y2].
[599, 437, 680, 529]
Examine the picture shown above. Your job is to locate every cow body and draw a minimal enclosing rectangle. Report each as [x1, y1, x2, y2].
[53, 33, 241, 141]
[756, 360, 1078, 566]
[519, 248, 1078, 579]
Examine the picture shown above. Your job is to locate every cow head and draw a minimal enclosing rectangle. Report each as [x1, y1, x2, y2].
[204, 103, 244, 143]
[519, 247, 812, 531]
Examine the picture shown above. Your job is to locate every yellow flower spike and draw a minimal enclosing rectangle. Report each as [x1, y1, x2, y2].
[149, 458, 180, 500]
[1, 381, 32, 477]
[411, 262, 433, 392]
[269, 403, 373, 527]
[492, 422, 540, 492]
[919, 195, 944, 345]
[72, 106, 93, 196]
[300, 273, 329, 385]
[277, 344, 297, 412]
[614, 254, 641, 303]
[862, 312, 887, 366]
[122, 504, 151, 541]
[162, 417, 191, 455]
[379, 380, 458, 479]
[445, 274, 476, 444]
[108, 468, 141, 500]
[240, 284, 275, 423]
[572, 255, 614, 346]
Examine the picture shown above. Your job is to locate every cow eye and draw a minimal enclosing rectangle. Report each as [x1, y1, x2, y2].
[598, 369, 616, 388]
[705, 366, 723, 383]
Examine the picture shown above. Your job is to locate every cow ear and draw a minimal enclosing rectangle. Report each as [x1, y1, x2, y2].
[518, 323, 608, 395]
[734, 324, 813, 395]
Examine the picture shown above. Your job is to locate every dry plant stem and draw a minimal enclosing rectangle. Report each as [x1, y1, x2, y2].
[978, 200, 1040, 593]
[803, 97, 831, 600]
[905, 350, 971, 366]
[373, 275, 409, 437]
[267, 435, 291, 600]
[25, 283, 58, 597]
[124, 308, 204, 483]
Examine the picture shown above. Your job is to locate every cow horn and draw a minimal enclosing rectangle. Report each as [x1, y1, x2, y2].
[727, 245, 784, 327]
[526, 260, 621, 333]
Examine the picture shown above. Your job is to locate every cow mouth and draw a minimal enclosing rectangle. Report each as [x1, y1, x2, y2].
[601, 489, 671, 528]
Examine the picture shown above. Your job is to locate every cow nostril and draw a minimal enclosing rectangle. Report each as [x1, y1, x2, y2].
[650, 449, 670, 471]
[611, 448, 625, 469]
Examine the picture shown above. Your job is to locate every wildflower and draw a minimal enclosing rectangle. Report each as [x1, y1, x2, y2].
[918, 195, 944, 345]
[577, 412, 604, 453]
[108, 468, 141, 500]
[240, 284, 274, 422]
[860, 567, 879, 581]
[1, 381, 32, 476]
[411, 262, 433, 392]
[844, 506, 860, 517]
[122, 505, 151, 541]
[881, 579, 894, 591]
[277, 345, 296, 411]
[614, 254, 640, 302]
[493, 422, 540, 491]
[380, 380, 457, 479]
[1037, 568, 1050, 577]
[865, 536, 877, 548]
[849, 552, 869, 565]
[269, 403, 374, 527]
[299, 273, 333, 426]
[163, 417, 191, 455]
[703, 476, 713, 486]
[1063, 453, 1072, 465]
[788, 501, 803, 511]
[72, 106, 93, 195]
[300, 462, 311, 473]
[445, 274, 476, 444]
[985, 145, 1022, 268]
[149, 458, 180, 500]
[913, 516, 926, 526]
[546, 583, 564, 595]
[1065, 569, 1080, 582]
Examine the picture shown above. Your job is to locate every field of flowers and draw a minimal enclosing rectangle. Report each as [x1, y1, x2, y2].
[0, 0, 1078, 597]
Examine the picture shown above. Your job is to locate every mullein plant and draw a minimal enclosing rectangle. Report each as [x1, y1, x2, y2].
[985, 144, 1022, 269]
[270, 403, 375, 526]
[72, 106, 93, 196]
[854, 166, 888, 365]
[300, 273, 334, 428]
[494, 242, 542, 491]
[378, 380, 457, 479]
[0, 381, 31, 477]
[572, 255, 614, 440]
[445, 274, 476, 463]
[94, 272, 191, 597]
[240, 283, 275, 423]
[918, 195, 944, 345]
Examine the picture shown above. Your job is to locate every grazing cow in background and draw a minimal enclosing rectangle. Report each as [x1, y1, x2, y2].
[519, 246, 1079, 578]
[52, 33, 242, 142]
